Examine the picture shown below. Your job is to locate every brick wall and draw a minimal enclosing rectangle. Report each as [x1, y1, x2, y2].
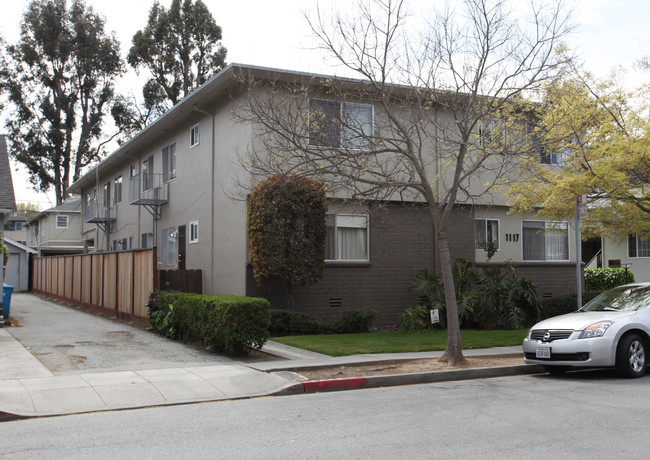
[246, 202, 478, 328]
[246, 202, 584, 328]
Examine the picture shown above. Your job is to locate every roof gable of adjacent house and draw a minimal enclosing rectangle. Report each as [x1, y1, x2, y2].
[0, 135, 17, 214]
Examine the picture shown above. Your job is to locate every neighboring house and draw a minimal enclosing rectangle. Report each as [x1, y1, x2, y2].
[28, 199, 84, 256]
[4, 237, 37, 291]
[584, 236, 650, 283]
[0, 135, 18, 286]
[4, 215, 28, 245]
[67, 64, 582, 326]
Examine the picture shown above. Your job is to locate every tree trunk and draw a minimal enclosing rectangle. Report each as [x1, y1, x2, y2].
[436, 232, 466, 365]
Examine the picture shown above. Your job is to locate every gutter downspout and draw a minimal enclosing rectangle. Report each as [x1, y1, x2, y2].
[193, 104, 215, 294]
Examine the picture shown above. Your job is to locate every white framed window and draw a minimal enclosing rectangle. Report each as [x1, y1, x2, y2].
[114, 176, 123, 204]
[141, 232, 153, 249]
[189, 220, 199, 244]
[190, 124, 200, 148]
[326, 214, 369, 261]
[628, 234, 650, 258]
[522, 220, 569, 261]
[103, 181, 111, 209]
[162, 143, 177, 182]
[475, 219, 499, 250]
[129, 164, 136, 178]
[479, 118, 505, 150]
[56, 215, 68, 228]
[309, 99, 373, 149]
[160, 227, 178, 266]
[142, 156, 154, 191]
[541, 147, 570, 166]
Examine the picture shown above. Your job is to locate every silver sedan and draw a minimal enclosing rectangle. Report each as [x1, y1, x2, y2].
[523, 282, 650, 378]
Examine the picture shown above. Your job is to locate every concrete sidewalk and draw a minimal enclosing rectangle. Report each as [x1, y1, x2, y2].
[0, 329, 300, 418]
[0, 326, 535, 419]
[0, 294, 537, 419]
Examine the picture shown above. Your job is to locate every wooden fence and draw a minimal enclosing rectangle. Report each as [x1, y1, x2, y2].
[32, 249, 158, 322]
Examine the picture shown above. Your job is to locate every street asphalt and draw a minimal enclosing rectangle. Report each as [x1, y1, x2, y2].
[0, 293, 541, 420]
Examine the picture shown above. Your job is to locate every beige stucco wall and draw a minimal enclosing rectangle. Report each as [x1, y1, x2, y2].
[602, 237, 650, 282]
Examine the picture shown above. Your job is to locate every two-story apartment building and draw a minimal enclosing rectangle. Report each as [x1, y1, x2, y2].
[68, 64, 582, 326]
[28, 199, 84, 256]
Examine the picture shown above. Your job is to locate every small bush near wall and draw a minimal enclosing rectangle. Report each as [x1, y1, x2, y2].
[147, 291, 270, 355]
[585, 268, 635, 291]
[540, 291, 601, 319]
[269, 308, 377, 336]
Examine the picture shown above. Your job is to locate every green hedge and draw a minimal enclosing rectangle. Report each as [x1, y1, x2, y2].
[585, 268, 635, 291]
[269, 308, 377, 336]
[147, 291, 271, 355]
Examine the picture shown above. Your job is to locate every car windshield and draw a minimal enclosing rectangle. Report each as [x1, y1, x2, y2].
[580, 285, 650, 312]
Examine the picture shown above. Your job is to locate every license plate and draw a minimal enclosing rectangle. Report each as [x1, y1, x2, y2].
[536, 346, 551, 359]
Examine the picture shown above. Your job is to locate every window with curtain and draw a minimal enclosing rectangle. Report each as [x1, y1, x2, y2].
[628, 234, 650, 258]
[522, 221, 568, 261]
[162, 143, 176, 182]
[325, 214, 369, 261]
[475, 218, 499, 250]
[309, 99, 373, 149]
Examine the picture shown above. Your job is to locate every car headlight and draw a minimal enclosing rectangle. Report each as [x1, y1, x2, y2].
[578, 321, 613, 339]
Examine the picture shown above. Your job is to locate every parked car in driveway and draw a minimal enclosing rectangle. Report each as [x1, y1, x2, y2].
[523, 282, 650, 378]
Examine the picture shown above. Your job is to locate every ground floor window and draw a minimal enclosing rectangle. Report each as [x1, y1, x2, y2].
[522, 220, 568, 261]
[326, 214, 369, 261]
[628, 234, 650, 258]
[475, 218, 499, 250]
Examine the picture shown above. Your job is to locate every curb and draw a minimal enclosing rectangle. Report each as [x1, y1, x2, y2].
[273, 364, 546, 395]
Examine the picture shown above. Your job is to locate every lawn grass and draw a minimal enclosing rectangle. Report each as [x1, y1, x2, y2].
[272, 329, 528, 357]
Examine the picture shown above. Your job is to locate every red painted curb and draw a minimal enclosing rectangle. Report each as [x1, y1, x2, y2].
[303, 377, 368, 392]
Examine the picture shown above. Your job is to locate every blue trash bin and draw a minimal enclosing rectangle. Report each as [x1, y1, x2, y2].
[3, 285, 14, 319]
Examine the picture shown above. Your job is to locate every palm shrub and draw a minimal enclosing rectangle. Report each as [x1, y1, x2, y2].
[406, 260, 541, 330]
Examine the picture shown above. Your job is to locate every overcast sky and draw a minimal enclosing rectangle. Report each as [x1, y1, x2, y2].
[1, 0, 650, 208]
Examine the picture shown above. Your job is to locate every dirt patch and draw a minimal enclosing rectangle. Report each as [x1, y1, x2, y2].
[295, 355, 525, 380]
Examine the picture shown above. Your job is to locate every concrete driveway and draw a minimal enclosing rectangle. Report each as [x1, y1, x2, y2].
[6, 293, 234, 375]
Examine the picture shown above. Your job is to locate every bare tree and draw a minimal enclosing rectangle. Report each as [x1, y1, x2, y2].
[237, 0, 572, 364]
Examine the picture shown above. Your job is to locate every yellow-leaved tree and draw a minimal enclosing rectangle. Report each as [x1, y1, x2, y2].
[506, 64, 650, 240]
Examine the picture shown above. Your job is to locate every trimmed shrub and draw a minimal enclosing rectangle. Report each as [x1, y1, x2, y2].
[337, 309, 377, 333]
[147, 291, 270, 355]
[585, 268, 635, 291]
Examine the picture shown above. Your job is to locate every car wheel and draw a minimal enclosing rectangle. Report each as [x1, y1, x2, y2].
[616, 333, 647, 378]
[543, 365, 569, 375]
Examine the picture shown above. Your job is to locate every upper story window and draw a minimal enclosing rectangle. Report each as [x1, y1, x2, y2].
[475, 218, 499, 251]
[142, 156, 154, 191]
[540, 147, 570, 166]
[309, 99, 373, 150]
[190, 124, 200, 148]
[522, 220, 568, 261]
[103, 181, 111, 209]
[479, 119, 505, 150]
[129, 164, 136, 178]
[114, 176, 123, 204]
[628, 234, 650, 258]
[56, 215, 69, 229]
[5, 221, 26, 231]
[162, 142, 177, 182]
[326, 214, 369, 262]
